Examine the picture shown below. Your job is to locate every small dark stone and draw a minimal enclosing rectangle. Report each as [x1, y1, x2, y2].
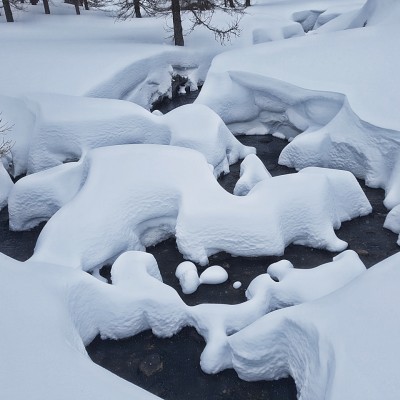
[139, 353, 163, 377]
[355, 249, 369, 256]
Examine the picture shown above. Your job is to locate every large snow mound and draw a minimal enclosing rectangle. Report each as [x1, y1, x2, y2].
[0, 162, 13, 210]
[223, 251, 400, 400]
[1, 94, 252, 176]
[9, 144, 371, 270]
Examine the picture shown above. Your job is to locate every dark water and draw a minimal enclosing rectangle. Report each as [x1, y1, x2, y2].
[1, 94, 399, 400]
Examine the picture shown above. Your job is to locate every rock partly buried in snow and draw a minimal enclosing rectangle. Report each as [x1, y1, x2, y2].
[0, 162, 13, 211]
[13, 144, 371, 271]
[233, 154, 271, 196]
[176, 263, 228, 294]
[225, 251, 400, 400]
[199, 265, 228, 285]
[176, 261, 201, 294]
[3, 93, 253, 176]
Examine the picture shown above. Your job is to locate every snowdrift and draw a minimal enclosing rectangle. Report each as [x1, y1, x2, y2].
[8, 144, 371, 270]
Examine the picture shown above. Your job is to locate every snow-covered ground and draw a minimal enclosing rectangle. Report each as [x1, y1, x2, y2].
[1, 0, 400, 398]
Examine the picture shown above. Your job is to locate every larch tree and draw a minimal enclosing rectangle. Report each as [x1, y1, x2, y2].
[114, 0, 245, 46]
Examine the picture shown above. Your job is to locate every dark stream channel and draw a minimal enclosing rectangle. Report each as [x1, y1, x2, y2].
[1, 90, 399, 400]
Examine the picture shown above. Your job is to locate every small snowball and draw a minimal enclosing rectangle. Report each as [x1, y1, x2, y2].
[176, 261, 200, 294]
[199, 265, 228, 285]
[233, 281, 242, 289]
[151, 109, 163, 116]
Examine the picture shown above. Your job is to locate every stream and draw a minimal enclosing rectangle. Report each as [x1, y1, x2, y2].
[1, 89, 399, 400]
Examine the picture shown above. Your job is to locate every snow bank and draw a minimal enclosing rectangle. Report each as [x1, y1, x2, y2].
[384, 206, 400, 246]
[0, 162, 13, 210]
[3, 93, 252, 176]
[234, 154, 271, 196]
[224, 251, 400, 400]
[11, 144, 370, 270]
[2, 245, 368, 398]
[0, 252, 162, 400]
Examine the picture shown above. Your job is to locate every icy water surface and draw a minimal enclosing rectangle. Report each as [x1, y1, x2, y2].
[1, 93, 398, 400]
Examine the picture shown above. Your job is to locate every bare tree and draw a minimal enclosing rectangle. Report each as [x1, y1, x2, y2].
[0, 116, 13, 158]
[2, 0, 14, 22]
[114, 0, 244, 46]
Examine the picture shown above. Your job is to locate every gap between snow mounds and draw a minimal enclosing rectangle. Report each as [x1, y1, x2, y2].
[10, 144, 371, 271]
[201, 71, 400, 243]
[0, 93, 251, 179]
[85, 49, 213, 110]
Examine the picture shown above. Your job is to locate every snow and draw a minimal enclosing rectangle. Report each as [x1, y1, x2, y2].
[199, 265, 228, 285]
[0, 93, 252, 176]
[0, 162, 13, 210]
[234, 154, 271, 196]
[223, 251, 400, 399]
[2, 0, 400, 398]
[7, 145, 369, 270]
[233, 281, 242, 289]
[176, 263, 229, 294]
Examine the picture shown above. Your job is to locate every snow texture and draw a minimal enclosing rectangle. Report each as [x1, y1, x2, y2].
[234, 154, 271, 196]
[223, 251, 400, 400]
[8, 145, 370, 270]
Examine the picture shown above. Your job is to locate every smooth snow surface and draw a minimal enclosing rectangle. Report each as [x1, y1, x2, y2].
[10, 145, 370, 270]
[0, 163, 13, 210]
[1, 94, 252, 176]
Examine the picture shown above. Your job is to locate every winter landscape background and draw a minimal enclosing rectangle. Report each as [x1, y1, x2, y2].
[1, 0, 400, 399]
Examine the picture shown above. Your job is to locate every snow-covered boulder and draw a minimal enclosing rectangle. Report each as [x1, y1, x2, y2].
[223, 251, 400, 400]
[233, 154, 271, 196]
[15, 94, 252, 175]
[11, 144, 371, 270]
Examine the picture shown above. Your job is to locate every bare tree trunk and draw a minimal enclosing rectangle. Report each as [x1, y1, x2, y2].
[245, 0, 250, 6]
[171, 0, 184, 46]
[134, 0, 141, 17]
[43, 0, 51, 14]
[228, 0, 235, 7]
[2, 0, 14, 22]
[83, 0, 89, 10]
[74, 0, 80, 14]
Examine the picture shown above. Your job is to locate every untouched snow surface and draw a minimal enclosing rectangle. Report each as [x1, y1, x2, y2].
[8, 145, 371, 270]
[1, 94, 252, 176]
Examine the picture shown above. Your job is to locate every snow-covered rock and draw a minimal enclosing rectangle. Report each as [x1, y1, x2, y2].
[10, 144, 371, 270]
[200, 265, 228, 285]
[224, 251, 400, 400]
[234, 154, 271, 196]
[176, 261, 201, 294]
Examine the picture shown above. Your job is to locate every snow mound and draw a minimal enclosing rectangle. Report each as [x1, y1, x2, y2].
[234, 154, 271, 196]
[176, 261, 201, 294]
[15, 144, 371, 271]
[200, 265, 228, 285]
[246, 250, 365, 312]
[0, 163, 13, 210]
[384, 206, 400, 246]
[224, 251, 400, 399]
[6, 94, 252, 176]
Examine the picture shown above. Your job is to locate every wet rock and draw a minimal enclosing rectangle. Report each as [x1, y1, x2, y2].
[139, 353, 163, 377]
[355, 249, 369, 256]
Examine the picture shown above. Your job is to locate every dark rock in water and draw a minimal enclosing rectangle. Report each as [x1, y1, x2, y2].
[139, 353, 163, 377]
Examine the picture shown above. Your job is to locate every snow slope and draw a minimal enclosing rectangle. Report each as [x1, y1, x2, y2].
[7, 144, 371, 270]
[224, 251, 400, 400]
